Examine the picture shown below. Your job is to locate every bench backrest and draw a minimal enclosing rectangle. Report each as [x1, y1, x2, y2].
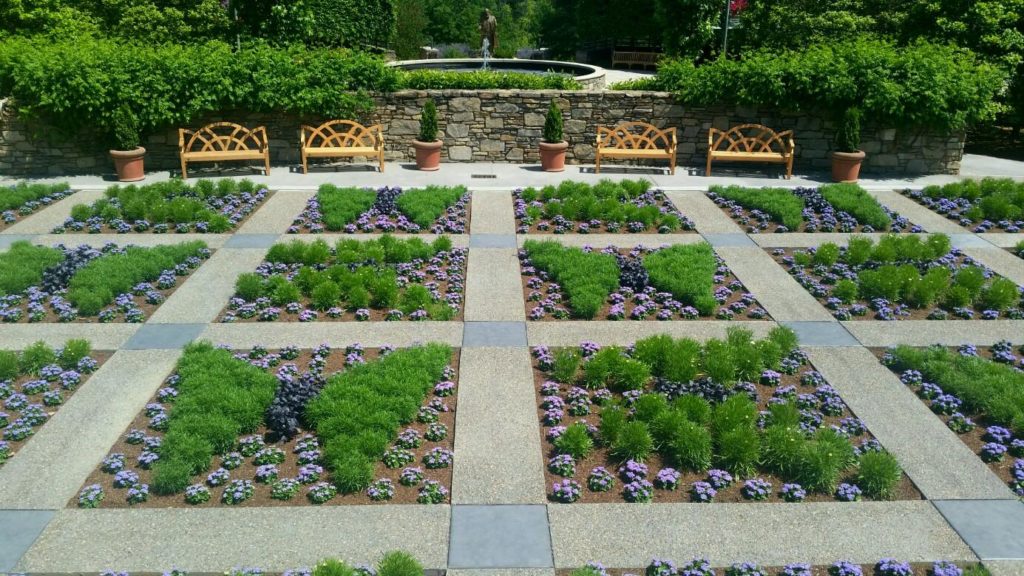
[598, 122, 676, 150]
[708, 124, 794, 155]
[180, 122, 267, 153]
[301, 120, 382, 149]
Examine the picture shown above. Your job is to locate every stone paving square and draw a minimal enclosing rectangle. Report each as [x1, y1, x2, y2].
[781, 321, 861, 347]
[0, 510, 54, 572]
[463, 321, 528, 347]
[470, 234, 519, 248]
[223, 233, 282, 249]
[934, 501, 1024, 560]
[122, 323, 206, 350]
[0, 234, 37, 249]
[449, 505, 554, 568]
[701, 233, 758, 247]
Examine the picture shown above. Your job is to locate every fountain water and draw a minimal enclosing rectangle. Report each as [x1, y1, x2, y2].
[481, 38, 491, 71]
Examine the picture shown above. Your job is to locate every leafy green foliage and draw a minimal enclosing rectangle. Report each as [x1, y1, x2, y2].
[67, 241, 208, 316]
[857, 450, 902, 499]
[316, 185, 378, 231]
[399, 70, 580, 90]
[419, 99, 438, 143]
[395, 186, 467, 228]
[710, 186, 805, 230]
[151, 342, 278, 494]
[72, 179, 255, 231]
[19, 341, 57, 375]
[643, 243, 719, 315]
[819, 184, 892, 229]
[554, 422, 594, 459]
[58, 339, 91, 370]
[0, 182, 70, 212]
[922, 178, 1024, 224]
[522, 240, 620, 319]
[377, 550, 424, 576]
[521, 179, 682, 231]
[543, 99, 564, 144]
[307, 344, 450, 492]
[611, 420, 654, 461]
[0, 241, 64, 295]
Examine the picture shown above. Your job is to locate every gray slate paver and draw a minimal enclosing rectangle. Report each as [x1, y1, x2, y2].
[0, 511, 54, 572]
[236, 189, 314, 234]
[516, 234, 702, 248]
[224, 234, 281, 249]
[200, 321, 464, 347]
[702, 233, 756, 247]
[526, 321, 777, 346]
[664, 191, 743, 233]
[0, 350, 180, 509]
[449, 505, 553, 568]
[17, 506, 450, 572]
[0, 324, 139, 350]
[0, 234, 37, 249]
[782, 321, 860, 347]
[844, 320, 1024, 347]
[934, 501, 1024, 560]
[548, 502, 975, 568]
[805, 347, 1013, 500]
[465, 248, 527, 321]
[34, 233, 231, 249]
[452, 348, 545, 504]
[463, 322, 527, 347]
[123, 323, 205, 350]
[470, 234, 518, 248]
[148, 248, 270, 324]
[714, 246, 834, 321]
[948, 234, 997, 249]
[978, 234, 1024, 249]
[1, 189, 104, 234]
[470, 190, 516, 234]
[960, 246, 1024, 286]
[867, 189, 967, 233]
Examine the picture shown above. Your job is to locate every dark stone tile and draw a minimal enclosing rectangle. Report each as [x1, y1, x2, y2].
[449, 505, 553, 568]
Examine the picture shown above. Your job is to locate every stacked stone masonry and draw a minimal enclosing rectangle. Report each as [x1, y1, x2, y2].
[0, 90, 964, 177]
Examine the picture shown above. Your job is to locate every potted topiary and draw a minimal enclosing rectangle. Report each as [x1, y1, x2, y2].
[412, 98, 442, 171]
[108, 106, 146, 182]
[539, 99, 568, 172]
[831, 107, 865, 183]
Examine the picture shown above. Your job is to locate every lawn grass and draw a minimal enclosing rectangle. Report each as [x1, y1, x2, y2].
[643, 243, 719, 315]
[1, 182, 70, 212]
[0, 241, 64, 295]
[317, 185, 377, 231]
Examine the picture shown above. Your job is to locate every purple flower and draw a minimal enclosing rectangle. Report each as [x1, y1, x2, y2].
[689, 481, 716, 503]
[835, 483, 863, 502]
[741, 478, 771, 500]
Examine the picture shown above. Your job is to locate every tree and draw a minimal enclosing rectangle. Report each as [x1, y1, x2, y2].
[393, 0, 428, 58]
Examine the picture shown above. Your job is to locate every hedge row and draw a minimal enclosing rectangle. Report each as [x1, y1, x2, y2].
[613, 38, 1003, 134]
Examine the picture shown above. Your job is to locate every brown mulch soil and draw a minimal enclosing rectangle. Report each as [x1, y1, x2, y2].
[556, 563, 976, 576]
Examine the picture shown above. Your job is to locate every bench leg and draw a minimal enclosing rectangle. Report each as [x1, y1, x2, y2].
[180, 157, 188, 180]
[264, 152, 271, 176]
[301, 150, 308, 175]
[786, 157, 793, 180]
[595, 153, 601, 175]
[669, 154, 676, 176]
[379, 151, 385, 173]
[705, 155, 712, 177]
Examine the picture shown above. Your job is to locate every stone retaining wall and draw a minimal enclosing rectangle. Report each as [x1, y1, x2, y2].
[0, 90, 964, 177]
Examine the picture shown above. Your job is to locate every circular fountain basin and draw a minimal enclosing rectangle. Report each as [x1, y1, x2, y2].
[390, 59, 606, 90]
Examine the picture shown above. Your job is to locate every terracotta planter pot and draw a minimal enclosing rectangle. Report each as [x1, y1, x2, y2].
[539, 141, 569, 172]
[831, 150, 866, 183]
[110, 147, 146, 182]
[412, 140, 443, 171]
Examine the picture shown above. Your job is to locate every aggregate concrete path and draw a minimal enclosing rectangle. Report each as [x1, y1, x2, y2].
[2, 162, 1024, 573]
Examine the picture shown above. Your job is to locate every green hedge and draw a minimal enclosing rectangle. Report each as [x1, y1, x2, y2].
[614, 38, 1003, 133]
[398, 70, 581, 90]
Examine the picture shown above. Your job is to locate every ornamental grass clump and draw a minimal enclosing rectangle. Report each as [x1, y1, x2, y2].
[917, 178, 1024, 230]
[0, 241, 65, 295]
[709, 186, 805, 230]
[516, 179, 687, 233]
[522, 240, 620, 319]
[643, 243, 719, 315]
[819, 184, 891, 229]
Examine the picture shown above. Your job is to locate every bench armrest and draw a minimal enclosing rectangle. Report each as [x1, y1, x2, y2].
[370, 124, 384, 151]
[778, 130, 795, 155]
[667, 127, 677, 152]
[707, 128, 722, 150]
[178, 128, 190, 153]
[253, 126, 269, 151]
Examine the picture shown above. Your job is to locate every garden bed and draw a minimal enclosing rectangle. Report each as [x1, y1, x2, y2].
[901, 178, 1024, 233]
[52, 179, 269, 234]
[772, 234, 1024, 320]
[708, 185, 919, 233]
[1010, 241, 1024, 260]
[520, 241, 768, 320]
[514, 180, 694, 234]
[1, 340, 107, 466]
[290, 185, 469, 234]
[220, 236, 464, 322]
[0, 240, 210, 323]
[877, 343, 1024, 497]
[76, 342, 459, 508]
[565, 558, 984, 576]
[0, 182, 73, 231]
[532, 328, 919, 504]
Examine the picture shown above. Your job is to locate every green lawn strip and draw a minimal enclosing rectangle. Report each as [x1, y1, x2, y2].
[522, 240, 620, 319]
[1, 182, 71, 212]
[820, 183, 892, 229]
[0, 241, 65, 295]
[306, 343, 451, 492]
[887, 345, 1024, 435]
[923, 178, 1024, 223]
[71, 179, 260, 232]
[151, 342, 279, 494]
[709, 185, 805, 230]
[520, 179, 681, 230]
[67, 241, 209, 316]
[643, 243, 719, 315]
[317, 185, 377, 231]
[394, 186, 467, 229]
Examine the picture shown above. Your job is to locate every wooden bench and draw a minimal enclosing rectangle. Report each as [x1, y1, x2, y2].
[178, 122, 270, 180]
[612, 51, 660, 70]
[595, 122, 677, 175]
[707, 124, 795, 179]
[300, 120, 385, 174]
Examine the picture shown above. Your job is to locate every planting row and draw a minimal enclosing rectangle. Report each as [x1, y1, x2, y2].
[534, 328, 913, 504]
[0, 182, 73, 231]
[880, 343, 1024, 497]
[775, 234, 1024, 320]
[291, 185, 469, 234]
[88, 551, 428, 576]
[514, 180, 694, 234]
[1, 340, 105, 466]
[903, 178, 1024, 232]
[77, 342, 458, 508]
[521, 241, 767, 321]
[221, 236, 465, 322]
[54, 179, 269, 234]
[0, 240, 209, 322]
[569, 558, 984, 576]
[709, 184, 918, 233]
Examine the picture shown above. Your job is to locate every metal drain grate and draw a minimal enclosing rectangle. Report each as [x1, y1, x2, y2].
[471, 174, 497, 179]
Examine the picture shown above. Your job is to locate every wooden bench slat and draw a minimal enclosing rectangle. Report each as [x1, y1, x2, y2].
[595, 121, 677, 175]
[300, 120, 384, 173]
[706, 124, 795, 179]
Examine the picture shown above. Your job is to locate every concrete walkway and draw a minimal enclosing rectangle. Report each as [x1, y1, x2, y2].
[1, 161, 1024, 574]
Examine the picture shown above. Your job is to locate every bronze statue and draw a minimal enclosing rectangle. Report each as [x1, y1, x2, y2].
[479, 9, 497, 52]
